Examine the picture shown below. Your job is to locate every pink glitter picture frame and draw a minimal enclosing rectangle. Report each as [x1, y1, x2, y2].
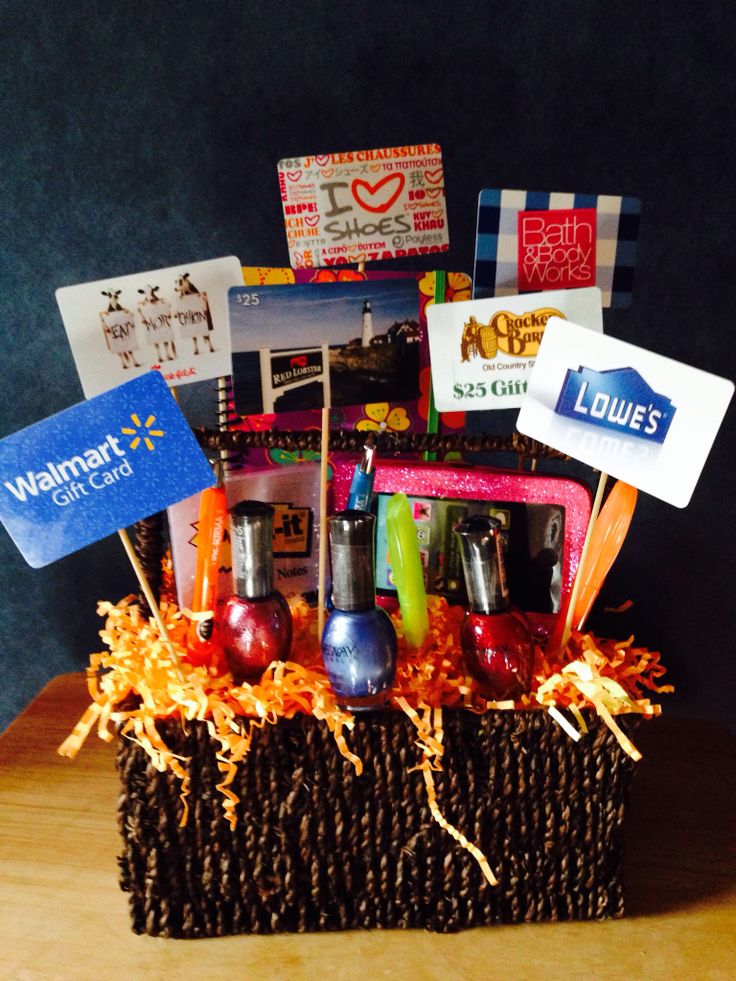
[333, 459, 592, 636]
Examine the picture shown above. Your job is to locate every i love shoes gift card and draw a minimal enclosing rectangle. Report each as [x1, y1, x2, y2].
[516, 319, 734, 508]
[277, 144, 449, 268]
[427, 287, 603, 411]
[473, 190, 641, 307]
[57, 256, 242, 397]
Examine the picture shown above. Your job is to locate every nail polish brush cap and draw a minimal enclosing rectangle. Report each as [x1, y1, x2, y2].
[328, 510, 376, 612]
[230, 500, 274, 599]
[454, 514, 510, 615]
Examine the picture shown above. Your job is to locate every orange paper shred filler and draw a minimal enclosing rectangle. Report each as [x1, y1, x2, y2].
[396, 697, 498, 887]
[604, 599, 635, 614]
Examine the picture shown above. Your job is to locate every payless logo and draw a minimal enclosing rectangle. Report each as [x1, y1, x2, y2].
[517, 208, 596, 291]
[2, 409, 163, 508]
[555, 366, 676, 444]
[460, 308, 564, 361]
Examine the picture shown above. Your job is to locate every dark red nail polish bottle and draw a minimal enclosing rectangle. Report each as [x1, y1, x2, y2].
[454, 515, 532, 700]
[221, 501, 292, 683]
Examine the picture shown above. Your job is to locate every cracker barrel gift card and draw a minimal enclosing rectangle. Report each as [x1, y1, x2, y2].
[0, 372, 216, 567]
[473, 190, 641, 307]
[56, 256, 242, 398]
[516, 319, 734, 508]
[277, 144, 449, 269]
[427, 287, 603, 411]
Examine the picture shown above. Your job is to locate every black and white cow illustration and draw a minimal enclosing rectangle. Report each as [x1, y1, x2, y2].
[173, 272, 215, 356]
[100, 289, 141, 369]
[137, 284, 177, 362]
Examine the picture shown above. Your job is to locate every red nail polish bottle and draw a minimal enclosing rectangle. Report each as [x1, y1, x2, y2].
[455, 515, 532, 700]
[221, 501, 292, 683]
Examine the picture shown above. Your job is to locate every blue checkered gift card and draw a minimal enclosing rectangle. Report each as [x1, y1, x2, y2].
[473, 189, 641, 307]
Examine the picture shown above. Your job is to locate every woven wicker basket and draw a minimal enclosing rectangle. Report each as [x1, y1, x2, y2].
[118, 429, 640, 937]
[117, 709, 638, 937]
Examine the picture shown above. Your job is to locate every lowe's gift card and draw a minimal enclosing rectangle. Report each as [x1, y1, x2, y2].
[0, 372, 215, 567]
[516, 319, 733, 508]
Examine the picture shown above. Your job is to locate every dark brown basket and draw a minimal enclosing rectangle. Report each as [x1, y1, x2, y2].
[117, 709, 639, 937]
[118, 428, 638, 938]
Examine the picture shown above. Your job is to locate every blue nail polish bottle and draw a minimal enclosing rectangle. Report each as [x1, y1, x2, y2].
[321, 510, 397, 711]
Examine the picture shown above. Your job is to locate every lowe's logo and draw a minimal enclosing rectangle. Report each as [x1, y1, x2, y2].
[555, 366, 676, 444]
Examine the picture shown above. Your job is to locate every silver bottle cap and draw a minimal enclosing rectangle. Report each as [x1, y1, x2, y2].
[454, 514, 510, 615]
[229, 500, 274, 599]
[328, 510, 375, 612]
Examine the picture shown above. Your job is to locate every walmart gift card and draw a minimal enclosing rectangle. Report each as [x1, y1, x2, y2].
[57, 255, 242, 398]
[277, 144, 449, 268]
[473, 189, 641, 307]
[0, 372, 215, 567]
[427, 287, 603, 411]
[516, 319, 734, 507]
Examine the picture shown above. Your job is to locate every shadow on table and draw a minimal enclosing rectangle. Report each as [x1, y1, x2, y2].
[623, 716, 736, 916]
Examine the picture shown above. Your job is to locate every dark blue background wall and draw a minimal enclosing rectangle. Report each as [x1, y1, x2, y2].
[1, 1, 734, 732]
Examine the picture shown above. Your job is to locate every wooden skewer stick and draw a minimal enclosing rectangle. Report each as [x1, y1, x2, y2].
[317, 407, 330, 639]
[559, 471, 608, 651]
[317, 343, 332, 639]
[118, 528, 185, 680]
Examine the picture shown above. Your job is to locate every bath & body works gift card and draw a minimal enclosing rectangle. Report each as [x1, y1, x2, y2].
[473, 189, 641, 307]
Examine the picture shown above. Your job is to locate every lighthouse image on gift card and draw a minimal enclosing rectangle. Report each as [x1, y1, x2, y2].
[229, 279, 422, 414]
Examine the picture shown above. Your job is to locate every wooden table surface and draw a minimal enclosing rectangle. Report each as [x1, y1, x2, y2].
[1, 674, 734, 981]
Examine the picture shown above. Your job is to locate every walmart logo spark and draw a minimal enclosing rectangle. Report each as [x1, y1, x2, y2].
[121, 413, 165, 451]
